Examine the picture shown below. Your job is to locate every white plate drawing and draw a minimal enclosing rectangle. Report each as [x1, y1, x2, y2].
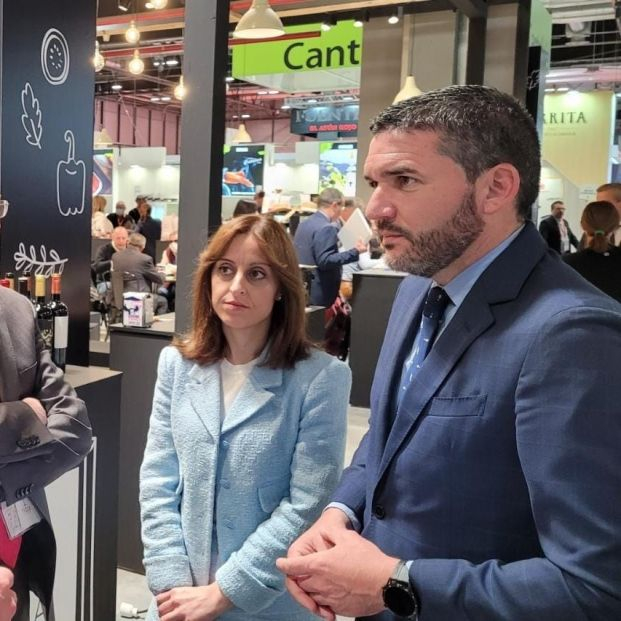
[57, 130, 86, 216]
[41, 28, 70, 85]
[20, 83, 43, 149]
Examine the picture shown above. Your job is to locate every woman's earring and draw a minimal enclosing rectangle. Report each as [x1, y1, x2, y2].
[275, 293, 282, 301]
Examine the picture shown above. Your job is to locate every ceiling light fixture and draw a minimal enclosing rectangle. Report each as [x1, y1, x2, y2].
[233, 0, 285, 40]
[151, 96, 161, 102]
[225, 76, 234, 83]
[393, 75, 423, 103]
[280, 104, 291, 110]
[111, 82, 123, 91]
[165, 57, 179, 66]
[128, 49, 144, 75]
[174, 75, 186, 100]
[118, 1, 130, 12]
[125, 20, 141, 44]
[241, 113, 251, 118]
[161, 95, 171, 102]
[93, 40, 105, 72]
[268, 89, 279, 94]
[388, 7, 403, 25]
[151, 0, 168, 8]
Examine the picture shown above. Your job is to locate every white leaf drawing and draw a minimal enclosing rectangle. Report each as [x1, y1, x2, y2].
[21, 83, 43, 149]
[13, 242, 68, 276]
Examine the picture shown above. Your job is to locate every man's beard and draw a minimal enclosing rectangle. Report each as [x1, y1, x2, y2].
[378, 188, 484, 277]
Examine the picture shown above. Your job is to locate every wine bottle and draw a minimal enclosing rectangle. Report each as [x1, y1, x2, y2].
[50, 273, 69, 371]
[5, 272, 15, 290]
[34, 275, 54, 349]
[17, 276, 30, 297]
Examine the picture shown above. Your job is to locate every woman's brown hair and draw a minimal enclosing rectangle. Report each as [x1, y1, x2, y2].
[581, 200, 620, 254]
[174, 214, 311, 368]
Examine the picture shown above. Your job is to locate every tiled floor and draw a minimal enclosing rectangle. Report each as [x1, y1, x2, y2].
[116, 406, 370, 620]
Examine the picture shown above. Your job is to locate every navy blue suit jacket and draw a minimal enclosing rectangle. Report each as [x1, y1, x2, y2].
[333, 223, 621, 620]
[293, 211, 359, 307]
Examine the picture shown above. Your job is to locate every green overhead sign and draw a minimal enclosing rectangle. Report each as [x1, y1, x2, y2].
[232, 21, 363, 77]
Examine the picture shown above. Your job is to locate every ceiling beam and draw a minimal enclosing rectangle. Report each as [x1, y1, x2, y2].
[446, 0, 486, 19]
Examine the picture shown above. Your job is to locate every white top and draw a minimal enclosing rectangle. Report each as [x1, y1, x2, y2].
[220, 357, 259, 419]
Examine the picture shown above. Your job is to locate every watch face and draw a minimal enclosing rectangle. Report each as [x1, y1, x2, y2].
[385, 584, 417, 617]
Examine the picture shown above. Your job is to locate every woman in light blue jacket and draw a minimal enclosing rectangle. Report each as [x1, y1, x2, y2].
[140, 215, 351, 620]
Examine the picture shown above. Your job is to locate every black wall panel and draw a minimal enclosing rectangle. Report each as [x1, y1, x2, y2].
[0, 0, 96, 366]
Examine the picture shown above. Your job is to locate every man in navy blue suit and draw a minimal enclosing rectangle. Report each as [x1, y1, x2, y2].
[278, 86, 621, 620]
[293, 188, 366, 307]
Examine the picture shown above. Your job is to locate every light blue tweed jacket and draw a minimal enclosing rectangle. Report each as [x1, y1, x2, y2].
[140, 345, 351, 620]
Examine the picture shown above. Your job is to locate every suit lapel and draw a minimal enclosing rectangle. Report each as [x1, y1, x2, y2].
[376, 299, 495, 482]
[0, 296, 20, 403]
[221, 364, 282, 434]
[375, 223, 547, 484]
[188, 363, 223, 441]
[372, 282, 427, 450]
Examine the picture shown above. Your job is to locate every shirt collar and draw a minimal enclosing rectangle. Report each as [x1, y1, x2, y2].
[439, 224, 525, 310]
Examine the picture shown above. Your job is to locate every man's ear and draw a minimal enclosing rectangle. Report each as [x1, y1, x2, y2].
[476, 163, 521, 215]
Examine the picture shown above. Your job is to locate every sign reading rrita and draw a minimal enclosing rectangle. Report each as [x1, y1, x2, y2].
[291, 105, 359, 138]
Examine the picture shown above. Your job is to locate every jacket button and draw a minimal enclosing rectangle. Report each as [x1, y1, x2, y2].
[222, 440, 230, 449]
[373, 505, 385, 519]
[221, 479, 230, 489]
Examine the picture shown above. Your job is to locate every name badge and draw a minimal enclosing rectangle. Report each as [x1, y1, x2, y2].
[1, 499, 42, 539]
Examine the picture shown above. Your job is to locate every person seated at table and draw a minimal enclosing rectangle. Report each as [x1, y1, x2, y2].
[92, 227, 129, 293]
[111, 233, 168, 315]
[91, 195, 113, 238]
[159, 241, 177, 312]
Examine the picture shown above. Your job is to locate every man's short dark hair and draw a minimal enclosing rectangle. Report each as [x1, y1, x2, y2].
[370, 85, 540, 221]
[550, 200, 564, 210]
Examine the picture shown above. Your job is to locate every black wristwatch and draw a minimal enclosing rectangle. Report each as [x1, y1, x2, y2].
[382, 560, 419, 619]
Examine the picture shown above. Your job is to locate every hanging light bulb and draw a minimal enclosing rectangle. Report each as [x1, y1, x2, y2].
[128, 49, 145, 75]
[232, 123, 252, 143]
[233, 0, 284, 39]
[393, 75, 423, 103]
[93, 40, 105, 72]
[151, 0, 168, 7]
[174, 75, 186, 100]
[125, 20, 141, 44]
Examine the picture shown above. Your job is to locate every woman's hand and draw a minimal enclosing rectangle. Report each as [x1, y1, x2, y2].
[156, 583, 233, 621]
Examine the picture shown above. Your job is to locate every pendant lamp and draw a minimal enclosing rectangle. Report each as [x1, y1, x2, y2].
[232, 123, 252, 143]
[128, 49, 144, 75]
[174, 75, 186, 100]
[233, 0, 284, 39]
[93, 40, 105, 72]
[393, 75, 423, 104]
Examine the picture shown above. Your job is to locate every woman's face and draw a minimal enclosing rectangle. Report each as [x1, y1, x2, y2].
[211, 233, 280, 339]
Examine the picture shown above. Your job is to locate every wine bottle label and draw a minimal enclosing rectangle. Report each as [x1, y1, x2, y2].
[39, 321, 53, 349]
[53, 316, 69, 349]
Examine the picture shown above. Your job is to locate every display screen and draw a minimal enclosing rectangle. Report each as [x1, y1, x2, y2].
[93, 149, 113, 196]
[319, 142, 357, 195]
[222, 144, 265, 196]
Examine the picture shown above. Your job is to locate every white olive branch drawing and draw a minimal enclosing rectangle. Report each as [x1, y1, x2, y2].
[14, 243, 67, 276]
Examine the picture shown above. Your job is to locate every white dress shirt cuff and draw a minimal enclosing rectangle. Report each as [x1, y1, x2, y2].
[324, 502, 362, 532]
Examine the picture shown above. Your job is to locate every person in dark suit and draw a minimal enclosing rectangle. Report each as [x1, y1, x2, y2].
[278, 86, 621, 620]
[564, 200, 621, 302]
[106, 201, 135, 230]
[0, 283, 92, 620]
[136, 203, 162, 264]
[538, 200, 579, 253]
[111, 233, 167, 314]
[91, 226, 129, 286]
[128, 195, 146, 225]
[293, 188, 366, 307]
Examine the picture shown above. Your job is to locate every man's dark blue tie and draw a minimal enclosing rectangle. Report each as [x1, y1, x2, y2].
[397, 286, 451, 409]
